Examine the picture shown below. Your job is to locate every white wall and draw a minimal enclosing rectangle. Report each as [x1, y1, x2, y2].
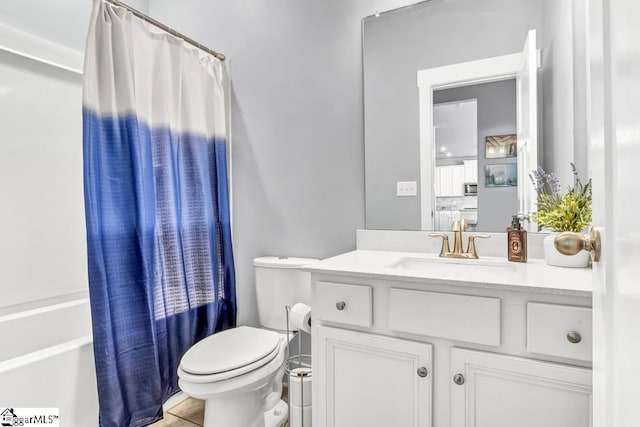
[541, 0, 590, 186]
[0, 0, 149, 52]
[0, 0, 149, 313]
[148, 0, 416, 325]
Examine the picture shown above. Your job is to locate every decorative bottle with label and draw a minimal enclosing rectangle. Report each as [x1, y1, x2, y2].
[507, 215, 527, 262]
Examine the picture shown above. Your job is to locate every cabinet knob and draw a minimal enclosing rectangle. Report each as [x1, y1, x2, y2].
[566, 330, 582, 344]
[335, 301, 346, 311]
[417, 367, 428, 378]
[453, 373, 465, 385]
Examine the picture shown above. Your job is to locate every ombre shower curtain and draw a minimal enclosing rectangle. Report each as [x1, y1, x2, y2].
[82, 1, 236, 426]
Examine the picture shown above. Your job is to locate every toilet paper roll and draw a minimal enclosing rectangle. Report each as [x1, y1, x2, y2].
[289, 368, 312, 406]
[289, 402, 312, 427]
[290, 303, 312, 333]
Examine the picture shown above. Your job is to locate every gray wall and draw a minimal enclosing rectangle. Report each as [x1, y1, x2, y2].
[434, 80, 519, 232]
[363, 0, 543, 230]
[148, 0, 417, 325]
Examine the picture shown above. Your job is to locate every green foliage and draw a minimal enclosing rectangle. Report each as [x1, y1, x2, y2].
[530, 163, 592, 232]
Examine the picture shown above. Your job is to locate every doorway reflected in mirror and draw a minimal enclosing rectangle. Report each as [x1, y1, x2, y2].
[433, 80, 518, 232]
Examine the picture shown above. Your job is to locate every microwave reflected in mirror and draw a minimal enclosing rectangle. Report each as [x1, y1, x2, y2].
[464, 183, 477, 196]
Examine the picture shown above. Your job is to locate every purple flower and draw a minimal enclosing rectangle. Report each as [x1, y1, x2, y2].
[547, 173, 561, 192]
[531, 164, 590, 198]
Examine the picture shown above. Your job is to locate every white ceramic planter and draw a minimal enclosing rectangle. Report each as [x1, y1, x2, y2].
[543, 233, 591, 268]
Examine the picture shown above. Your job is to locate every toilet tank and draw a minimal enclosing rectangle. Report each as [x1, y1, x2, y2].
[254, 256, 318, 331]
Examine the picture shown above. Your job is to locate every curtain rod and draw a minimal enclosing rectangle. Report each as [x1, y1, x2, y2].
[105, 0, 226, 61]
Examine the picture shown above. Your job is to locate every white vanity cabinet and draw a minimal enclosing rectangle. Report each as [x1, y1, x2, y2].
[316, 326, 433, 427]
[451, 348, 592, 427]
[309, 258, 593, 427]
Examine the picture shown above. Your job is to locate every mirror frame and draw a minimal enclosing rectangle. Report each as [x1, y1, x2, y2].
[418, 53, 530, 230]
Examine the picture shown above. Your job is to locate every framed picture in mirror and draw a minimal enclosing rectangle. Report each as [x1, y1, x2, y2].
[485, 163, 517, 187]
[485, 134, 517, 159]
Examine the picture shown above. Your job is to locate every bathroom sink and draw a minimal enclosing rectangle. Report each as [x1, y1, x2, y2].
[387, 256, 517, 274]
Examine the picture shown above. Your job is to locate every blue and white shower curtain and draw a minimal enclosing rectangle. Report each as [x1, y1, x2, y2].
[83, 2, 236, 426]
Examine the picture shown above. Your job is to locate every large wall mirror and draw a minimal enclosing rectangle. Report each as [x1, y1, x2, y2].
[363, 0, 590, 232]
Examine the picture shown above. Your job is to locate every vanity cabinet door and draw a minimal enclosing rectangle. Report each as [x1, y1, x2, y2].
[451, 348, 592, 427]
[316, 326, 432, 427]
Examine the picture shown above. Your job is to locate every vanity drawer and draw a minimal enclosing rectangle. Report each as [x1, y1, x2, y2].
[388, 288, 501, 346]
[315, 282, 372, 327]
[527, 302, 592, 362]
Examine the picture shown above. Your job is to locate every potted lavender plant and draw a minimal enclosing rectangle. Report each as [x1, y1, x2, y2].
[530, 164, 592, 267]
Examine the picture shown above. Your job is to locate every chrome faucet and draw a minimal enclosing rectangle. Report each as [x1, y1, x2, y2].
[429, 219, 490, 259]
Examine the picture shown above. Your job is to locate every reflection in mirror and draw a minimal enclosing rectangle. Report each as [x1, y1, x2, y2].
[417, 45, 537, 232]
[433, 98, 479, 232]
[433, 80, 519, 232]
[363, 0, 589, 233]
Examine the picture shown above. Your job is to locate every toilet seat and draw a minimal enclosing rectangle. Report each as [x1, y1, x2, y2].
[178, 326, 285, 384]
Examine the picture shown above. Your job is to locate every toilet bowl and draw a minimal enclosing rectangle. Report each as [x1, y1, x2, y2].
[177, 256, 317, 427]
[178, 326, 289, 427]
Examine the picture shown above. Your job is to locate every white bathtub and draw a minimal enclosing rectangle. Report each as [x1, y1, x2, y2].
[0, 297, 99, 426]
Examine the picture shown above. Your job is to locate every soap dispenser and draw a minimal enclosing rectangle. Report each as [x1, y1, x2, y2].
[507, 215, 527, 262]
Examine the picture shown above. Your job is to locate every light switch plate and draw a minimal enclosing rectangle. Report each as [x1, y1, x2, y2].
[397, 181, 417, 196]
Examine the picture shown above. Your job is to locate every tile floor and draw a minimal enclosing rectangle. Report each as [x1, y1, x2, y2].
[150, 398, 205, 426]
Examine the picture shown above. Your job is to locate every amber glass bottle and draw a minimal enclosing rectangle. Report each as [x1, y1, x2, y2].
[507, 215, 527, 262]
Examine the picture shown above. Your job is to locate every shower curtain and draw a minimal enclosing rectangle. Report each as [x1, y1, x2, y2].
[82, 1, 236, 426]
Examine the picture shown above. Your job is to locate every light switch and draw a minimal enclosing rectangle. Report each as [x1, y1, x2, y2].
[397, 181, 417, 196]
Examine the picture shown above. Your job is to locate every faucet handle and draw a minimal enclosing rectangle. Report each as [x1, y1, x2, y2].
[466, 234, 491, 259]
[429, 233, 451, 257]
[451, 219, 468, 232]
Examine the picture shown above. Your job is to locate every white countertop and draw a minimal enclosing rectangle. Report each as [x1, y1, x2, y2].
[303, 250, 592, 297]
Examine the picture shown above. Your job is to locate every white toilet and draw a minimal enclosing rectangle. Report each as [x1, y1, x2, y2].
[177, 256, 317, 427]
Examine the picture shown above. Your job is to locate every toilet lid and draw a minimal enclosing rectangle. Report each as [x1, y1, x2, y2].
[180, 326, 280, 375]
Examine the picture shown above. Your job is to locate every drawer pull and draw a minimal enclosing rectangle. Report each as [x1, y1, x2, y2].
[453, 373, 465, 385]
[567, 331, 582, 344]
[417, 367, 428, 378]
[335, 301, 346, 311]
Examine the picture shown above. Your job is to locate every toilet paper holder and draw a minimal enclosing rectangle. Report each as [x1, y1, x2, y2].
[285, 305, 312, 427]
[285, 304, 312, 371]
